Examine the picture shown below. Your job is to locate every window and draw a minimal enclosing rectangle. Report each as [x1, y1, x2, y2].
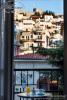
[13, 0, 64, 100]
[28, 36, 29, 40]
[31, 35, 33, 38]
[0, 1, 65, 100]
[38, 35, 42, 39]
[26, 29, 28, 32]
[38, 43, 41, 46]
[26, 36, 27, 39]
[22, 36, 24, 38]
[19, 40, 23, 44]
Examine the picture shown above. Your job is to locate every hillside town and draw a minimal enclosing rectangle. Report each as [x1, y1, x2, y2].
[13, 7, 64, 100]
[0, 0, 65, 100]
[14, 8, 64, 55]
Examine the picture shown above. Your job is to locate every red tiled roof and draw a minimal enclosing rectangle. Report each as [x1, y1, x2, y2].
[14, 53, 48, 60]
[30, 15, 40, 19]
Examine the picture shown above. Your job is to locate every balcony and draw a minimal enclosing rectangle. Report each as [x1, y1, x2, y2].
[13, 53, 64, 100]
[13, 68, 64, 100]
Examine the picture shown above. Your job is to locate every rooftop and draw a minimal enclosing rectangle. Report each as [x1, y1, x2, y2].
[14, 53, 48, 60]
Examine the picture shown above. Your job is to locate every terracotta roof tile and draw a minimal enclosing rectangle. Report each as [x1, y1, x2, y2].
[14, 53, 48, 60]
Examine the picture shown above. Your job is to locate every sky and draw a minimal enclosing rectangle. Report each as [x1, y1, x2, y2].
[15, 0, 63, 15]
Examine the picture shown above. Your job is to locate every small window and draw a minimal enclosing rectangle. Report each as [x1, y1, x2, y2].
[38, 43, 42, 46]
[28, 36, 29, 40]
[40, 35, 42, 39]
[31, 35, 33, 38]
[22, 36, 24, 38]
[26, 29, 28, 32]
[26, 36, 27, 39]
[38, 36, 42, 39]
[19, 40, 23, 44]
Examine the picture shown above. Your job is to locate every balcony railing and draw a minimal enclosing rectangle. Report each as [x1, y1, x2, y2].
[13, 68, 64, 100]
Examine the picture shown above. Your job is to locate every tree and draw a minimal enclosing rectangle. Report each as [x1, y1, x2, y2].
[37, 47, 64, 67]
[34, 12, 40, 16]
[33, 8, 36, 12]
[42, 10, 56, 18]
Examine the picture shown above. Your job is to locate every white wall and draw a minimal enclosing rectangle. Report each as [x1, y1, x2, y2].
[14, 61, 57, 69]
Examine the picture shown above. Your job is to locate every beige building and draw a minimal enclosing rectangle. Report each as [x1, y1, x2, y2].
[15, 19, 35, 31]
[14, 9, 30, 21]
[14, 8, 64, 53]
[16, 30, 50, 54]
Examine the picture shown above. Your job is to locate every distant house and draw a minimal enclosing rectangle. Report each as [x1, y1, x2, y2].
[16, 30, 50, 54]
[30, 15, 40, 21]
[44, 15, 53, 22]
[15, 19, 35, 32]
[22, 19, 35, 31]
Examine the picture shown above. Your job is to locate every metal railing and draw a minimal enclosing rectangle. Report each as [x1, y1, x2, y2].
[13, 68, 64, 100]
